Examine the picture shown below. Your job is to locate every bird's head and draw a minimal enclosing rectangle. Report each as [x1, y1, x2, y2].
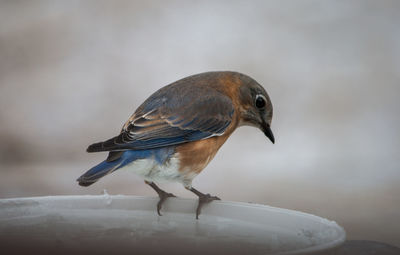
[237, 74, 274, 144]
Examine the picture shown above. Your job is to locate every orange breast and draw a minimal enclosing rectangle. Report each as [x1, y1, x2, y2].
[176, 120, 239, 180]
[176, 135, 225, 174]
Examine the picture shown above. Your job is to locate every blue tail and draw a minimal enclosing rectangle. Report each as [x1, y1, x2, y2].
[77, 156, 126, 187]
[77, 148, 175, 187]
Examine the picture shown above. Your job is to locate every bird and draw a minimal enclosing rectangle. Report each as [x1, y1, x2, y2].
[77, 71, 274, 219]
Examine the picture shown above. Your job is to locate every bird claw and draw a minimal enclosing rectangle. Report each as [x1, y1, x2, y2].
[156, 191, 176, 216]
[196, 193, 220, 219]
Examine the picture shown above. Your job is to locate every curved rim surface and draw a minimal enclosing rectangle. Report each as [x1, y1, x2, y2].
[0, 195, 346, 255]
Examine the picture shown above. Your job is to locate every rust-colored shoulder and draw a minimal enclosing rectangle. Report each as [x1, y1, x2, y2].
[214, 72, 245, 110]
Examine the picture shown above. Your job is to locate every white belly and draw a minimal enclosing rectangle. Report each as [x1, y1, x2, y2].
[121, 154, 192, 185]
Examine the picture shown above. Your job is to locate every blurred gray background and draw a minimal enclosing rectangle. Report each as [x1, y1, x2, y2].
[0, 0, 399, 247]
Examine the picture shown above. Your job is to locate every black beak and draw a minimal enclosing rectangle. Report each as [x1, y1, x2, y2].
[262, 123, 275, 144]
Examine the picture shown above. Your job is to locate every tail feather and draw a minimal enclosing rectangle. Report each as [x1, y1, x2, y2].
[77, 158, 124, 187]
[77, 150, 157, 187]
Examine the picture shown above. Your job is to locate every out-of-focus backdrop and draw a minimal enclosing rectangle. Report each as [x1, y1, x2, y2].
[0, 0, 399, 247]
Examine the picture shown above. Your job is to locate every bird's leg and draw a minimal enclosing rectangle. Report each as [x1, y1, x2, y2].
[186, 186, 221, 219]
[145, 181, 176, 216]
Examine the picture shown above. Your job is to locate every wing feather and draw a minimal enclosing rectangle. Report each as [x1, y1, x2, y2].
[87, 84, 234, 152]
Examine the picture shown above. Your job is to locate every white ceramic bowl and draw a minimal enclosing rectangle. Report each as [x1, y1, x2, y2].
[0, 194, 345, 255]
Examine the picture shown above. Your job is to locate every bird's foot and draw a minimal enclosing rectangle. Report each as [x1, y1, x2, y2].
[195, 193, 221, 219]
[156, 190, 176, 216]
[145, 181, 176, 216]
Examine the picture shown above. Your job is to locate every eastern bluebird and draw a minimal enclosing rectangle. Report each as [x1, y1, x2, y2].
[77, 71, 274, 219]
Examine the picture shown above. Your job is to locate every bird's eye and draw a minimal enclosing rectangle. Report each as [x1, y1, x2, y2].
[255, 95, 266, 109]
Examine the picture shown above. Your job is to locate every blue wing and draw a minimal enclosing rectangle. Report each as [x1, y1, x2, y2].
[87, 78, 234, 152]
